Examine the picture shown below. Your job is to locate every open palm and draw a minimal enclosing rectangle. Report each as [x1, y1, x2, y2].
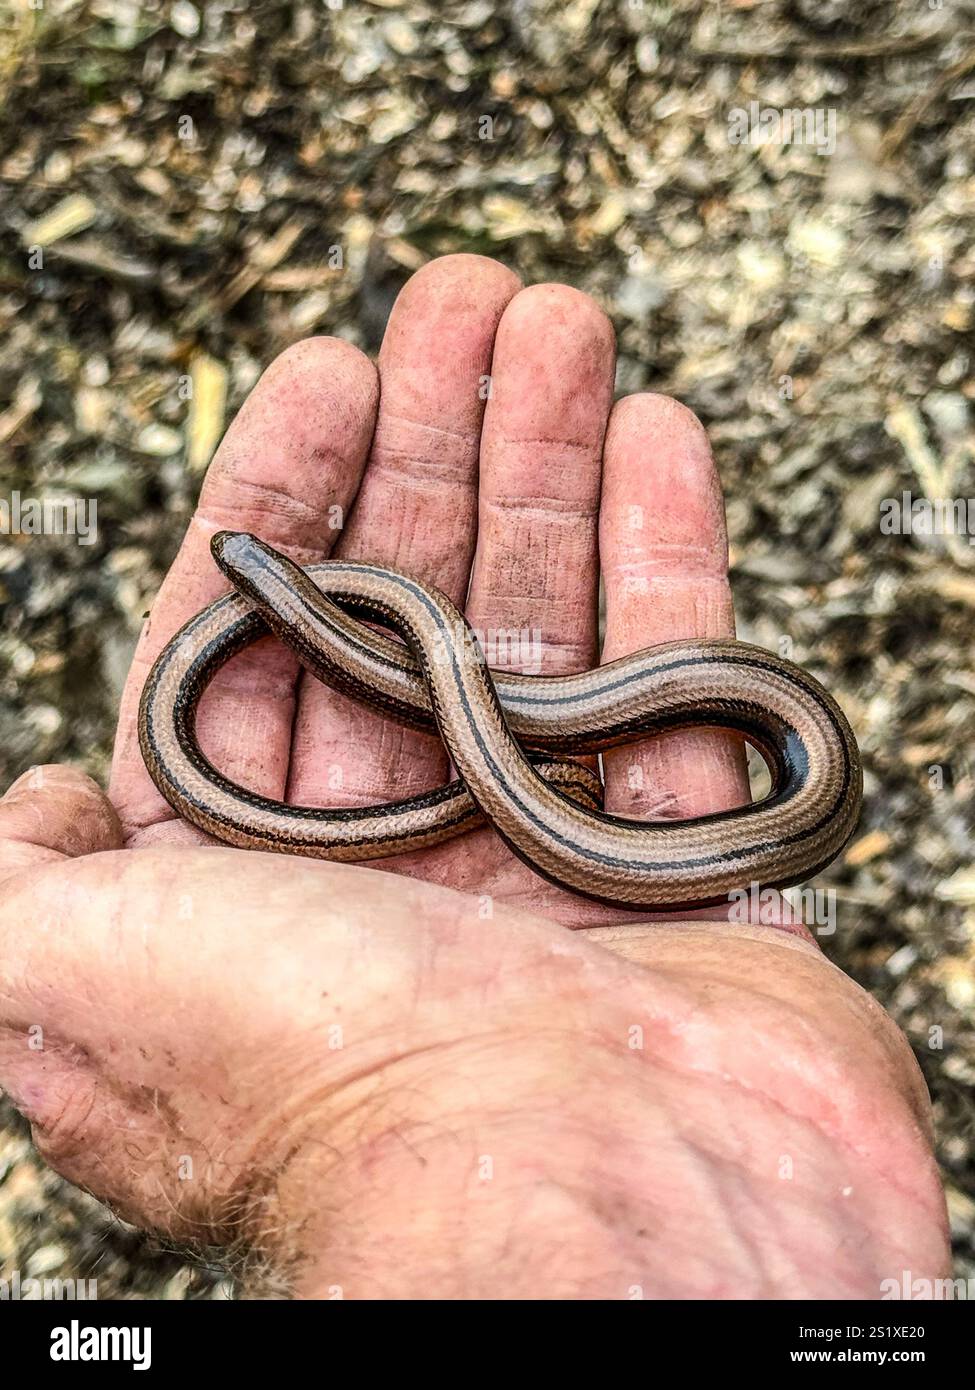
[0, 257, 950, 1295]
[111, 254, 746, 927]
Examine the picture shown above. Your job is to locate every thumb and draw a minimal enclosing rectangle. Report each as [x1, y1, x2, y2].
[0, 765, 123, 883]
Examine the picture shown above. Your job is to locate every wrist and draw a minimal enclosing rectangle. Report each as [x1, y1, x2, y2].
[246, 1026, 639, 1299]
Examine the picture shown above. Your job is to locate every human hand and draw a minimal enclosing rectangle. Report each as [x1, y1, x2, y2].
[0, 256, 950, 1297]
[0, 778, 950, 1296]
[110, 253, 751, 928]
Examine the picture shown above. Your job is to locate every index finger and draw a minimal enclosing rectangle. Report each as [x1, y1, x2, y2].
[599, 393, 751, 821]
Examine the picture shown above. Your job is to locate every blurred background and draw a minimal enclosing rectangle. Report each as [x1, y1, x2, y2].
[1, 0, 973, 1297]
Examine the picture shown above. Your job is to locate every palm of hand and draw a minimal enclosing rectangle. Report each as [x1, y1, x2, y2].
[111, 255, 746, 926]
[0, 257, 950, 1297]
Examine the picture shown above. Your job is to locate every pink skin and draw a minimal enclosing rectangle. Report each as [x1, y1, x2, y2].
[0, 256, 950, 1298]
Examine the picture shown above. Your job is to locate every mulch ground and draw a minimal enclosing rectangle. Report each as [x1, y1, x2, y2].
[1, 0, 973, 1296]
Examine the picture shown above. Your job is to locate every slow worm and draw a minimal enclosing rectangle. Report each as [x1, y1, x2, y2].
[138, 531, 862, 912]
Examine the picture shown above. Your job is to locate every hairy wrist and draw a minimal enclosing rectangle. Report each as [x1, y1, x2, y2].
[242, 1026, 647, 1299]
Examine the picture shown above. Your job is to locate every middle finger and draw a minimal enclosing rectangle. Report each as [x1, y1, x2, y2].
[286, 254, 521, 811]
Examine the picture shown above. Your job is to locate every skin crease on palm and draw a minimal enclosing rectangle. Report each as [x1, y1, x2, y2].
[0, 255, 951, 1300]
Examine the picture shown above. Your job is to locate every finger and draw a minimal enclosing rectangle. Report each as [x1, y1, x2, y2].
[0, 766, 123, 884]
[110, 338, 379, 844]
[287, 254, 521, 812]
[444, 284, 614, 908]
[466, 283, 614, 677]
[600, 394, 750, 820]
